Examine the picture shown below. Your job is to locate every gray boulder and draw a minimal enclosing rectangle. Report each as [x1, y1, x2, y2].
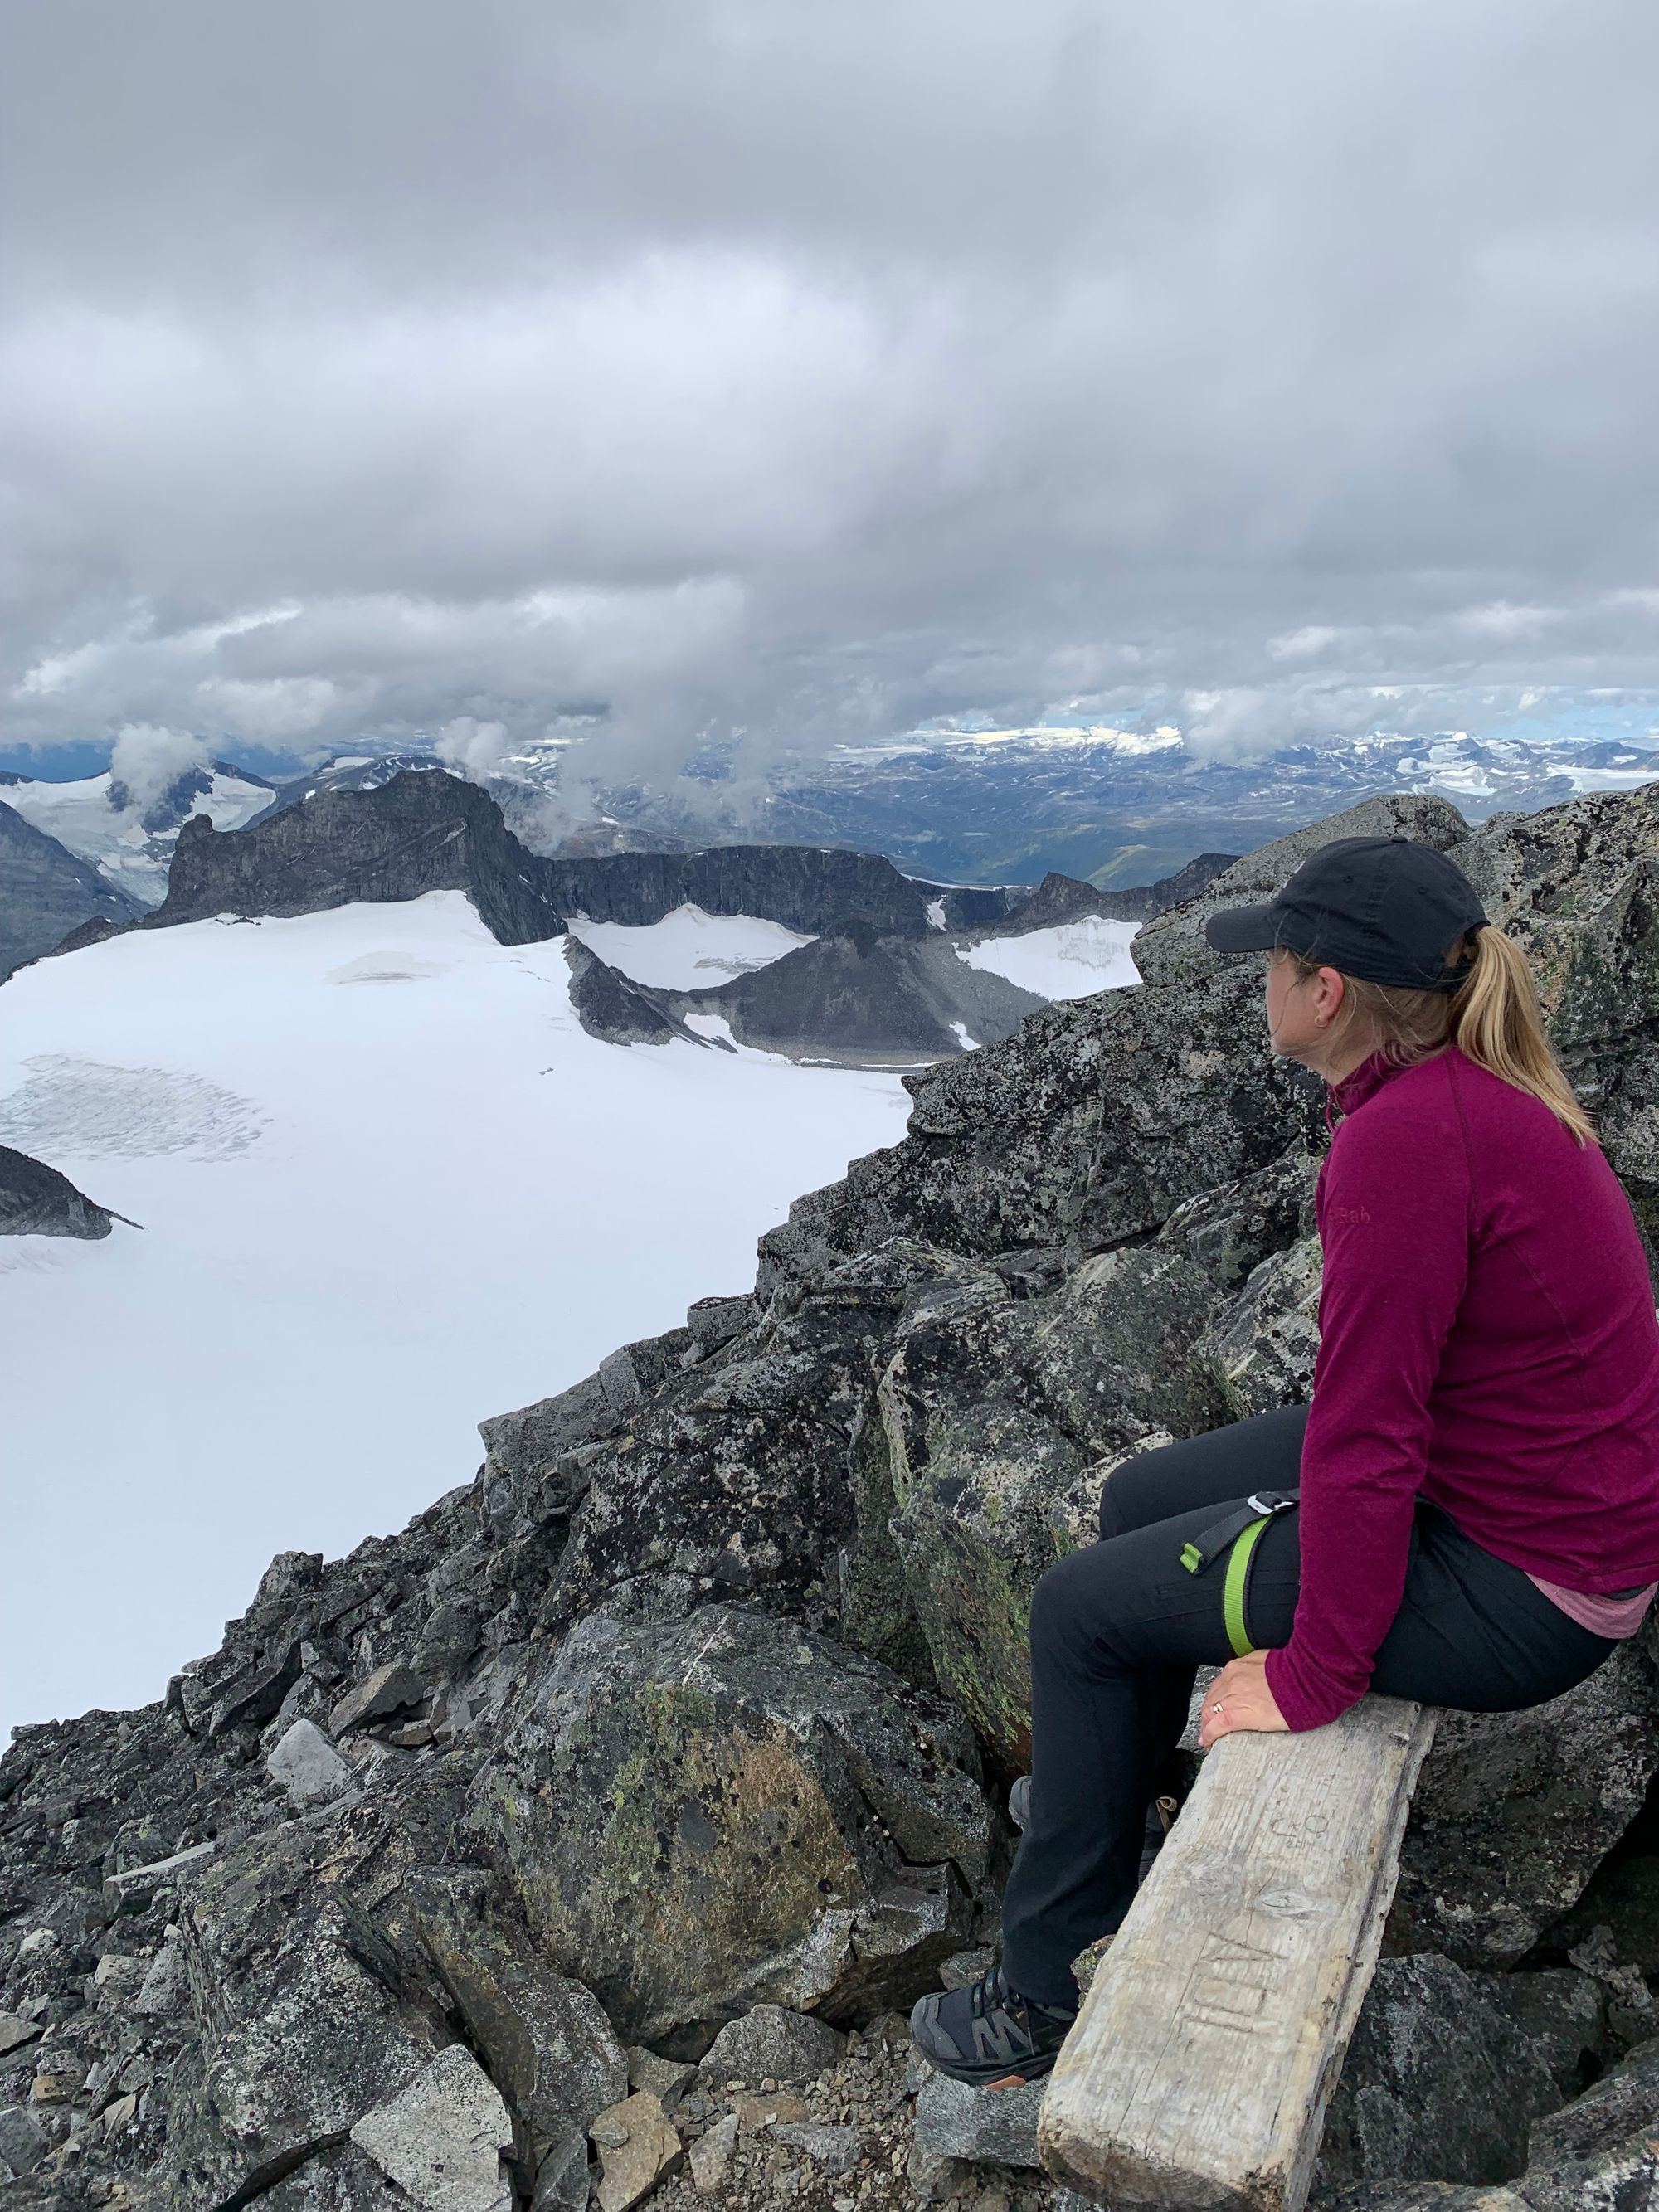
[348, 2044, 514, 2212]
[1391, 1631, 1659, 1965]
[158, 1828, 448, 2209]
[468, 1602, 990, 2044]
[266, 1718, 354, 1808]
[698, 2004, 845, 2086]
[1316, 1956, 1569, 2190]
[260, 2142, 413, 2209]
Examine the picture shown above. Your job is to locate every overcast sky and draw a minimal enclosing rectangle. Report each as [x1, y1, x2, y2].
[2, 0, 1657, 796]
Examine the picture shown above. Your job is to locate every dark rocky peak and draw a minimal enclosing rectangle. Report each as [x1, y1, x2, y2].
[148, 766, 1023, 947]
[562, 938, 709, 1049]
[152, 768, 569, 946]
[0, 1145, 126, 1237]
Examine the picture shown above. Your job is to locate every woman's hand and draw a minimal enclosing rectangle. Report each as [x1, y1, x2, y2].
[1198, 1651, 1290, 1749]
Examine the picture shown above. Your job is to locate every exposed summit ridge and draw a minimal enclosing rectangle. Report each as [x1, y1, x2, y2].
[7, 782, 1659, 2209]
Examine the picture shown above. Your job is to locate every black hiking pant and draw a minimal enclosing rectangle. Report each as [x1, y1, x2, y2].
[999, 1402, 1619, 2006]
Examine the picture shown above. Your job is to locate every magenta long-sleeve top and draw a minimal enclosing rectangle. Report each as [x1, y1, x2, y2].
[1262, 1042, 1659, 1733]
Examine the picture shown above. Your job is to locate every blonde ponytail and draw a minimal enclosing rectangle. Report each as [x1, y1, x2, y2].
[1448, 926, 1596, 1145]
[1280, 922, 1596, 1146]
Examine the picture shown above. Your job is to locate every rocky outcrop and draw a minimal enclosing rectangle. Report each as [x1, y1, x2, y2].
[562, 941, 708, 1049]
[973, 852, 1239, 934]
[0, 1145, 123, 1238]
[468, 1602, 990, 2045]
[10, 780, 1659, 2210]
[0, 800, 140, 983]
[662, 926, 1050, 1064]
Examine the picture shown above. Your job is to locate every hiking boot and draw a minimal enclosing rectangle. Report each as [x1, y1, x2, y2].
[909, 1961, 1078, 2088]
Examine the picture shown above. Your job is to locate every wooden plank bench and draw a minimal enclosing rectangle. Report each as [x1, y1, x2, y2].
[1037, 1694, 1437, 2212]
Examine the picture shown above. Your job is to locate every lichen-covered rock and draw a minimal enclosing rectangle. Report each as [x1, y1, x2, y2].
[261, 2142, 413, 2209]
[1194, 1234, 1323, 1417]
[870, 1240, 1227, 1769]
[158, 1827, 450, 2210]
[1156, 1140, 1320, 1290]
[468, 1602, 990, 2044]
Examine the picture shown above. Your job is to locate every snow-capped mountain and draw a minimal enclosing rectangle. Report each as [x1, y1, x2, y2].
[0, 760, 276, 907]
[0, 799, 142, 980]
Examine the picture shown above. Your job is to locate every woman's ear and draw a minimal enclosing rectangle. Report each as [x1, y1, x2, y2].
[1315, 965, 1346, 1026]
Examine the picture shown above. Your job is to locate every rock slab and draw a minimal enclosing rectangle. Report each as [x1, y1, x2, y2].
[348, 2044, 514, 2212]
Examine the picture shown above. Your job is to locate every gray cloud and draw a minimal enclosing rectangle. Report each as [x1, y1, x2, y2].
[2, 0, 1657, 792]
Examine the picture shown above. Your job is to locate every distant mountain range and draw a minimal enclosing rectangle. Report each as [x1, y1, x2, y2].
[587, 724, 1659, 887]
[229, 723, 1659, 888]
[4, 723, 1653, 933]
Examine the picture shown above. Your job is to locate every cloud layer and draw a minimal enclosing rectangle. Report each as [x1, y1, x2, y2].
[2, 0, 1657, 789]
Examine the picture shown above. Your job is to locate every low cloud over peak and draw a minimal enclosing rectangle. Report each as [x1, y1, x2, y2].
[2, 0, 1657, 793]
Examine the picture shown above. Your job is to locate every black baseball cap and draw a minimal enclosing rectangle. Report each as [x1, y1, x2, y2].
[1204, 835, 1489, 991]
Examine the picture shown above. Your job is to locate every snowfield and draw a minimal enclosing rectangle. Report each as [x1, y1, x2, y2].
[0, 894, 912, 1742]
[564, 902, 814, 988]
[958, 914, 1142, 999]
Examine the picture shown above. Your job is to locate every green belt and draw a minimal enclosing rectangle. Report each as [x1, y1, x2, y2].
[1178, 1489, 1300, 1657]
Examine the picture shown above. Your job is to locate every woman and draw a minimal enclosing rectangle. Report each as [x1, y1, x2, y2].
[912, 832, 1659, 2088]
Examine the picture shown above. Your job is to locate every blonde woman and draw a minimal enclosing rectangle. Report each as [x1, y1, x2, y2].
[912, 834, 1659, 2087]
